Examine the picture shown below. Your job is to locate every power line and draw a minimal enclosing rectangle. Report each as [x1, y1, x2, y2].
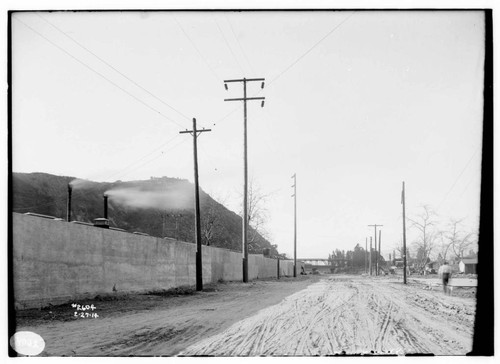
[37, 13, 192, 122]
[437, 148, 480, 210]
[14, 16, 186, 128]
[211, 11, 354, 125]
[268, 11, 356, 87]
[224, 15, 256, 75]
[103, 134, 182, 181]
[213, 16, 246, 75]
[110, 136, 189, 181]
[173, 15, 221, 83]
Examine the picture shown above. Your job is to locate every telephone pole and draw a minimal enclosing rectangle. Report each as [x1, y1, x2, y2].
[379, 229, 382, 274]
[369, 237, 373, 275]
[180, 118, 211, 291]
[368, 224, 383, 276]
[401, 181, 407, 284]
[292, 173, 297, 277]
[365, 238, 368, 274]
[224, 77, 265, 283]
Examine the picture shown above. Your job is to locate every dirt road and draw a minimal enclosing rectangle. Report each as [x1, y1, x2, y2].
[15, 275, 475, 356]
[15, 276, 319, 356]
[181, 276, 476, 356]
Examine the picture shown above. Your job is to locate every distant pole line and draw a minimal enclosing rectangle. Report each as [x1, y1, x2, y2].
[292, 173, 297, 278]
[402, 181, 407, 285]
[180, 118, 212, 291]
[368, 224, 383, 276]
[224, 77, 265, 283]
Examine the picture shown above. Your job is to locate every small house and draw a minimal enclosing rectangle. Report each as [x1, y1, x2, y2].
[459, 257, 478, 274]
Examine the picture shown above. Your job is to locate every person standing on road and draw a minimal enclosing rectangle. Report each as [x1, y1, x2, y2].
[438, 261, 452, 295]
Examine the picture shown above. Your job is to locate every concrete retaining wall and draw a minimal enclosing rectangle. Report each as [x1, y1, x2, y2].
[12, 213, 290, 309]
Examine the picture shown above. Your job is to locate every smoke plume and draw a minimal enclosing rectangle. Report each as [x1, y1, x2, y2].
[69, 178, 94, 189]
[104, 185, 193, 211]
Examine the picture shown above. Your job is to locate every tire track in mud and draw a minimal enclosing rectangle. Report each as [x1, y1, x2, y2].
[180, 276, 475, 356]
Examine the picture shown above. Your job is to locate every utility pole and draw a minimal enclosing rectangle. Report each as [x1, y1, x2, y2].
[365, 238, 368, 274]
[369, 237, 373, 275]
[401, 181, 407, 285]
[292, 173, 297, 278]
[379, 229, 382, 274]
[180, 118, 211, 291]
[368, 224, 383, 276]
[224, 77, 265, 283]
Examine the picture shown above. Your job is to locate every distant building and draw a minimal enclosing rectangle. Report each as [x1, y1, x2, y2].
[459, 257, 478, 274]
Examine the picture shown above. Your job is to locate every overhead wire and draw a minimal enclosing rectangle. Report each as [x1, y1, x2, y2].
[13, 15, 187, 129]
[110, 136, 189, 181]
[224, 15, 256, 75]
[173, 15, 222, 83]
[36, 13, 192, 123]
[212, 15, 246, 75]
[102, 134, 182, 181]
[437, 147, 480, 210]
[267, 11, 356, 88]
[214, 11, 356, 125]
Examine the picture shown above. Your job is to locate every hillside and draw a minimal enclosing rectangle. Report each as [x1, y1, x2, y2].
[12, 172, 279, 256]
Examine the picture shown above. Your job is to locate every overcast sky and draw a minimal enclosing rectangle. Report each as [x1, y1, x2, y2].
[11, 10, 484, 259]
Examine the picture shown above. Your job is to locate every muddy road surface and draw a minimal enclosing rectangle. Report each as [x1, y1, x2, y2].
[15, 275, 475, 356]
[181, 276, 476, 356]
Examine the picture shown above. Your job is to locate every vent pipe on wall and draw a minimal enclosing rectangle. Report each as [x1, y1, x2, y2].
[103, 194, 108, 219]
[67, 184, 72, 222]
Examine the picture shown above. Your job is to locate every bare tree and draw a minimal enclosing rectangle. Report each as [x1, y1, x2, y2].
[437, 218, 463, 262]
[408, 205, 439, 270]
[200, 194, 227, 247]
[242, 179, 270, 253]
[437, 218, 478, 262]
[451, 231, 477, 261]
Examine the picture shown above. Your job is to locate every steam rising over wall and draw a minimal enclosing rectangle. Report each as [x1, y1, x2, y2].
[104, 185, 193, 210]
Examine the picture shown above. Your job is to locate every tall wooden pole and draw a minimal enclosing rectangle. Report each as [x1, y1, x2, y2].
[292, 173, 297, 278]
[365, 237, 368, 274]
[224, 77, 265, 283]
[180, 118, 211, 291]
[368, 224, 383, 276]
[379, 229, 382, 274]
[402, 181, 407, 285]
[369, 237, 373, 275]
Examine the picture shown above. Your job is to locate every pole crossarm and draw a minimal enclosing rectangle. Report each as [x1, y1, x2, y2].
[224, 97, 265, 102]
[224, 78, 265, 83]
